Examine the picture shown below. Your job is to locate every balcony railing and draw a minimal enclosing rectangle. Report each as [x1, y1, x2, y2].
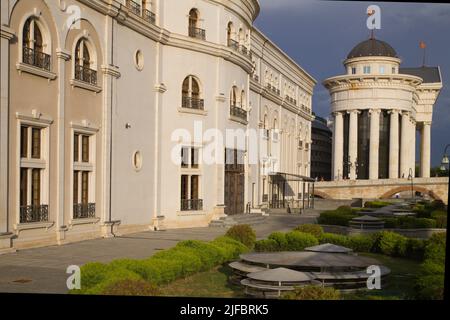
[228, 39, 240, 51]
[143, 9, 156, 24]
[73, 203, 96, 219]
[75, 64, 98, 85]
[230, 105, 247, 122]
[20, 205, 49, 223]
[189, 27, 206, 40]
[22, 47, 51, 71]
[126, 0, 141, 16]
[181, 199, 203, 211]
[182, 96, 204, 110]
[285, 96, 297, 105]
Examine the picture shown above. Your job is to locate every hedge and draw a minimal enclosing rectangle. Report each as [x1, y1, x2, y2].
[317, 211, 358, 227]
[225, 225, 256, 249]
[282, 285, 341, 300]
[285, 231, 319, 251]
[72, 235, 250, 295]
[364, 201, 393, 208]
[293, 224, 324, 238]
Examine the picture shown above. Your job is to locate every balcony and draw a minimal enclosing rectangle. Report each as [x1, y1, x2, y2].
[126, 0, 141, 16]
[182, 96, 204, 110]
[181, 199, 203, 211]
[228, 39, 240, 51]
[266, 83, 280, 96]
[143, 8, 156, 24]
[75, 64, 98, 86]
[20, 205, 49, 223]
[73, 203, 96, 219]
[230, 105, 247, 122]
[22, 47, 51, 71]
[285, 96, 297, 105]
[189, 27, 206, 40]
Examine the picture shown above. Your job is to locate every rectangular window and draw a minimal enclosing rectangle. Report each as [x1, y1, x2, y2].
[20, 126, 28, 158]
[379, 65, 385, 74]
[81, 171, 89, 204]
[82, 135, 89, 163]
[20, 168, 28, 206]
[74, 133, 79, 162]
[73, 171, 79, 204]
[363, 66, 371, 74]
[191, 148, 199, 168]
[351, 67, 356, 74]
[31, 168, 41, 206]
[181, 175, 189, 200]
[31, 128, 41, 159]
[190, 175, 199, 199]
[392, 67, 396, 74]
[181, 147, 189, 168]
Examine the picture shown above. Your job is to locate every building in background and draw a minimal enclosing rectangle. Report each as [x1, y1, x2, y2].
[0, 0, 315, 252]
[311, 116, 332, 181]
[323, 37, 442, 181]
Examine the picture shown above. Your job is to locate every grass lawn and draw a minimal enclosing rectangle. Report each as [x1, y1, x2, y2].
[160, 265, 245, 298]
[342, 253, 422, 300]
[159, 254, 422, 300]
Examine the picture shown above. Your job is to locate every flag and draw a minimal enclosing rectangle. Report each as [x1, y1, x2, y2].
[419, 41, 426, 49]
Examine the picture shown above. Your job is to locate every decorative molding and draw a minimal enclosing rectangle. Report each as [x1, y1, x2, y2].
[154, 83, 167, 93]
[56, 48, 71, 61]
[16, 63, 57, 80]
[101, 64, 121, 78]
[70, 120, 100, 132]
[70, 79, 102, 93]
[177, 108, 208, 116]
[0, 25, 16, 40]
[16, 111, 54, 125]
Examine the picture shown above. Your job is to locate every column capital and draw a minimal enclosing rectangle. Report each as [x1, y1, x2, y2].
[388, 109, 401, 115]
[101, 64, 121, 78]
[423, 121, 432, 126]
[401, 110, 411, 117]
[369, 109, 382, 115]
[332, 111, 343, 117]
[346, 109, 361, 115]
[56, 49, 71, 61]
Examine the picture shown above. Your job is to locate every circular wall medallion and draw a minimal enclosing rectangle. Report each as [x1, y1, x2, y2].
[134, 50, 144, 71]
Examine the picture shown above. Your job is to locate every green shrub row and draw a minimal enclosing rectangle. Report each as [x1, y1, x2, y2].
[72, 235, 250, 295]
[364, 201, 393, 208]
[414, 232, 446, 300]
[383, 216, 437, 229]
[225, 224, 256, 249]
[255, 230, 318, 252]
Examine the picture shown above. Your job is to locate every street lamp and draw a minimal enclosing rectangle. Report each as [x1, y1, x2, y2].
[407, 168, 414, 201]
[440, 144, 450, 300]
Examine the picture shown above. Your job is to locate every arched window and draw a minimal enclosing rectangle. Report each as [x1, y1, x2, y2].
[74, 38, 97, 85]
[227, 22, 233, 45]
[22, 17, 50, 70]
[238, 28, 244, 45]
[188, 9, 205, 40]
[240, 90, 246, 109]
[230, 87, 247, 121]
[182, 76, 203, 110]
[230, 86, 237, 107]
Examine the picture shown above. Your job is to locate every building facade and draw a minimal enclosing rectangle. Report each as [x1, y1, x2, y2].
[0, 0, 316, 252]
[323, 38, 442, 182]
[311, 116, 332, 181]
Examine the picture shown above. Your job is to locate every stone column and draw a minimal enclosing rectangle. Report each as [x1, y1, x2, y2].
[348, 110, 359, 180]
[410, 118, 416, 178]
[388, 110, 399, 179]
[420, 122, 431, 178]
[332, 112, 344, 180]
[369, 109, 381, 180]
[400, 112, 410, 178]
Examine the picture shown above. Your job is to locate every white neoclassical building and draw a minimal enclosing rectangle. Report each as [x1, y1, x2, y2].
[323, 37, 442, 182]
[0, 0, 316, 252]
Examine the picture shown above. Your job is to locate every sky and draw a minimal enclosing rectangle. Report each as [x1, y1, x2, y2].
[254, 0, 450, 167]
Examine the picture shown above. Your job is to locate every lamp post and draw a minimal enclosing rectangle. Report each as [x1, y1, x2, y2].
[440, 144, 449, 300]
[407, 168, 414, 202]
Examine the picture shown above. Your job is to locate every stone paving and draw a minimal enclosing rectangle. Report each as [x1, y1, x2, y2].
[0, 214, 316, 294]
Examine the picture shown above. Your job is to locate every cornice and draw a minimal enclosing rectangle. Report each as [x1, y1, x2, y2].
[0, 25, 15, 40]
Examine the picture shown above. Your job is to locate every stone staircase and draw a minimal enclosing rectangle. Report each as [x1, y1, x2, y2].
[208, 213, 267, 228]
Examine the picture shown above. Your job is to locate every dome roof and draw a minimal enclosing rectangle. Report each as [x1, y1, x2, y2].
[347, 38, 398, 59]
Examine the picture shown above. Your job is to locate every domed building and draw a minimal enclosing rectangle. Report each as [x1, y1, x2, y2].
[323, 37, 442, 181]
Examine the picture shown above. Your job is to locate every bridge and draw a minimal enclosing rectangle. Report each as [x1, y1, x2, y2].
[314, 177, 449, 204]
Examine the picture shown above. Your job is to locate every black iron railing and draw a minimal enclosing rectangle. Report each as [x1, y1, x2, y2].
[22, 47, 51, 71]
[230, 105, 247, 121]
[126, 0, 141, 15]
[73, 203, 96, 219]
[285, 96, 297, 105]
[181, 199, 203, 211]
[189, 27, 206, 40]
[182, 96, 204, 110]
[143, 9, 156, 24]
[20, 205, 49, 223]
[75, 64, 97, 85]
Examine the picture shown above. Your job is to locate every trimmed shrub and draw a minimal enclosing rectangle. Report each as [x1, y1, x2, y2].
[283, 285, 341, 300]
[318, 211, 357, 227]
[383, 218, 398, 229]
[254, 239, 279, 252]
[364, 201, 392, 209]
[79, 262, 111, 290]
[285, 231, 319, 251]
[394, 217, 436, 229]
[405, 238, 426, 260]
[374, 231, 408, 257]
[294, 224, 324, 238]
[336, 206, 353, 214]
[210, 236, 250, 260]
[431, 210, 447, 228]
[225, 224, 256, 249]
[78, 267, 143, 295]
[347, 235, 374, 252]
[268, 232, 288, 250]
[101, 279, 159, 296]
[318, 233, 350, 247]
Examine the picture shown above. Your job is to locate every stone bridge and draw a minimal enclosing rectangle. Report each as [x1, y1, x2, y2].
[314, 177, 449, 204]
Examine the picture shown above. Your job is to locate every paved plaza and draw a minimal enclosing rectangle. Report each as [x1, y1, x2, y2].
[0, 214, 316, 294]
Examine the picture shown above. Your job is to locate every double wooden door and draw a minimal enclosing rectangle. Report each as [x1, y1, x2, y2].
[224, 149, 245, 215]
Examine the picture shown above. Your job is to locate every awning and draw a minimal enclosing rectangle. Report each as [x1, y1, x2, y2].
[268, 172, 316, 183]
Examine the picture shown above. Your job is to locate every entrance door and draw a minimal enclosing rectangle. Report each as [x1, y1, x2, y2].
[224, 149, 245, 215]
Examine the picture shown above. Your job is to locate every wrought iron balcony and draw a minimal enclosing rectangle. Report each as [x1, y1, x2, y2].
[143, 9, 156, 24]
[228, 39, 240, 51]
[181, 199, 203, 211]
[73, 203, 96, 219]
[75, 64, 98, 85]
[20, 205, 49, 223]
[22, 47, 51, 71]
[230, 105, 247, 121]
[126, 0, 141, 16]
[189, 27, 206, 40]
[182, 96, 204, 110]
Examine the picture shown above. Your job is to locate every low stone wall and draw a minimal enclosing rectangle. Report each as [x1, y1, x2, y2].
[321, 224, 446, 239]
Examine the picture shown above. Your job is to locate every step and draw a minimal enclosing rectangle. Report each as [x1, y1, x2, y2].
[208, 214, 267, 228]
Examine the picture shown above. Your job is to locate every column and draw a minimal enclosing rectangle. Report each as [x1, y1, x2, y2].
[410, 118, 416, 178]
[388, 110, 399, 179]
[420, 122, 431, 178]
[400, 112, 410, 178]
[332, 112, 343, 180]
[348, 110, 359, 180]
[369, 109, 381, 180]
